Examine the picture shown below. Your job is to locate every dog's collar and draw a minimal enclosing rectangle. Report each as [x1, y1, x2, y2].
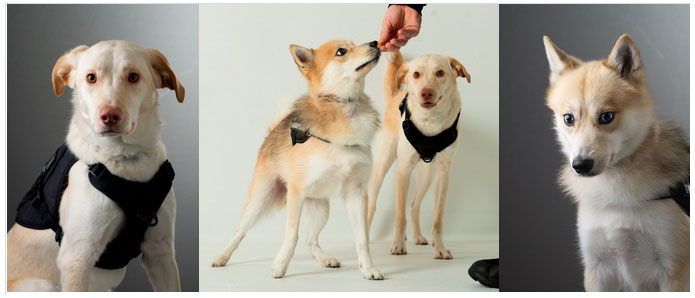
[319, 94, 355, 103]
[290, 120, 361, 147]
[399, 93, 460, 163]
[650, 178, 689, 216]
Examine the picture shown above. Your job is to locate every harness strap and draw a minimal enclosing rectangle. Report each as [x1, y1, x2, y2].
[399, 93, 460, 163]
[15, 143, 175, 270]
[291, 120, 331, 145]
[651, 178, 690, 216]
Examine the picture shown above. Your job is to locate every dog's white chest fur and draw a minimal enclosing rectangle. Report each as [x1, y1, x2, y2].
[303, 145, 372, 199]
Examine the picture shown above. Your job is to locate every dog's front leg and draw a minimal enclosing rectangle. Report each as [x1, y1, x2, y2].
[56, 236, 103, 291]
[431, 159, 453, 259]
[141, 191, 181, 291]
[345, 190, 383, 280]
[391, 153, 418, 255]
[271, 184, 304, 278]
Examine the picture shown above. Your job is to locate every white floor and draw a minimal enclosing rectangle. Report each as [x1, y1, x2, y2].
[199, 239, 498, 292]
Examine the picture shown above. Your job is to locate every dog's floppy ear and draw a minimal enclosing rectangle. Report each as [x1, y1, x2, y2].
[449, 57, 471, 83]
[396, 63, 409, 86]
[52, 45, 88, 97]
[543, 35, 582, 83]
[148, 49, 185, 103]
[290, 44, 313, 75]
[605, 34, 644, 83]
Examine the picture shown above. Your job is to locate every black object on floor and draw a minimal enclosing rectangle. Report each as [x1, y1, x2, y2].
[468, 258, 499, 288]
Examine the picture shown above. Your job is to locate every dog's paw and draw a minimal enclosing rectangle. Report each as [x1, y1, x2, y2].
[433, 248, 453, 260]
[390, 241, 407, 255]
[414, 235, 428, 245]
[210, 255, 230, 267]
[271, 259, 289, 278]
[321, 257, 341, 268]
[362, 267, 384, 280]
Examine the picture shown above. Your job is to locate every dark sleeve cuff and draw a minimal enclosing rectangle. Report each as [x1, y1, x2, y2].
[389, 4, 426, 15]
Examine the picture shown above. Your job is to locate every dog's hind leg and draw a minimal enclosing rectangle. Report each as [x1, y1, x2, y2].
[7, 279, 59, 292]
[211, 167, 285, 267]
[367, 128, 398, 231]
[271, 184, 304, 278]
[304, 198, 340, 268]
[411, 163, 432, 245]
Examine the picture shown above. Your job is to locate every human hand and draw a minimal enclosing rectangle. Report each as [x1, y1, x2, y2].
[378, 5, 422, 52]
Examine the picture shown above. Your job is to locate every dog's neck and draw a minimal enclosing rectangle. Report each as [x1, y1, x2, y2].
[407, 88, 462, 136]
[295, 80, 379, 147]
[66, 96, 167, 181]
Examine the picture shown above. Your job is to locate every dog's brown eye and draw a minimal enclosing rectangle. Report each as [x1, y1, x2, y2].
[336, 48, 347, 56]
[413, 72, 420, 79]
[87, 73, 97, 83]
[598, 111, 614, 125]
[563, 114, 575, 126]
[436, 70, 444, 77]
[128, 73, 139, 83]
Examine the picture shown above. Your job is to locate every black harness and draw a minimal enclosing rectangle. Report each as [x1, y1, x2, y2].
[651, 178, 689, 216]
[399, 94, 460, 163]
[15, 144, 175, 270]
[290, 121, 332, 146]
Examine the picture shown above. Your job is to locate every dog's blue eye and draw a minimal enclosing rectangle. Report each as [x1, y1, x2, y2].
[599, 112, 614, 124]
[563, 114, 574, 126]
[336, 48, 347, 56]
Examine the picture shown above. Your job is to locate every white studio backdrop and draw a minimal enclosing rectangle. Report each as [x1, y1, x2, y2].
[199, 4, 499, 259]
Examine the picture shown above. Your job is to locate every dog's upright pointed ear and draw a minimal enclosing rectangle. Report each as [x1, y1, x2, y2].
[449, 57, 471, 83]
[605, 34, 644, 83]
[543, 35, 582, 83]
[52, 45, 89, 97]
[148, 49, 185, 103]
[290, 44, 313, 75]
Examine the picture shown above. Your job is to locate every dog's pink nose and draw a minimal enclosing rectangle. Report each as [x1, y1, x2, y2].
[99, 107, 122, 126]
[421, 88, 435, 101]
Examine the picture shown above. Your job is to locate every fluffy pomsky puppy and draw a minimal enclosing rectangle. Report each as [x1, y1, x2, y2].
[544, 34, 689, 291]
[211, 40, 384, 280]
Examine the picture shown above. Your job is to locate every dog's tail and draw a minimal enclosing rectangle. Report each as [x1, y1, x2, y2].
[384, 51, 403, 101]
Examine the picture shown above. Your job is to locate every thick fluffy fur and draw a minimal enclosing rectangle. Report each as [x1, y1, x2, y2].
[544, 34, 689, 291]
[7, 41, 184, 291]
[367, 52, 471, 259]
[210, 40, 384, 280]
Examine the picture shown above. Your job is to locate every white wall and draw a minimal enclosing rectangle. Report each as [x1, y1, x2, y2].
[200, 4, 498, 251]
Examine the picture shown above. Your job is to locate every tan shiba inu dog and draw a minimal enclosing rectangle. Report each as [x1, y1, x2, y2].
[211, 40, 384, 280]
[544, 34, 689, 291]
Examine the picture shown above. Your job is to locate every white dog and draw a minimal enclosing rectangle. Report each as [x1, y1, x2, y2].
[7, 40, 184, 291]
[367, 52, 470, 259]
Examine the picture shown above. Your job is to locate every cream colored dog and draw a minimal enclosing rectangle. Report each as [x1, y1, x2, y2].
[544, 34, 689, 291]
[367, 52, 470, 259]
[7, 40, 184, 291]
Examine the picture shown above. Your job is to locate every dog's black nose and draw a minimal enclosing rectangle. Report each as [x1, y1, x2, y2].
[572, 158, 594, 175]
[369, 41, 378, 48]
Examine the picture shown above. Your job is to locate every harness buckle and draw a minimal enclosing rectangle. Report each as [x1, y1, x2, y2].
[138, 214, 159, 227]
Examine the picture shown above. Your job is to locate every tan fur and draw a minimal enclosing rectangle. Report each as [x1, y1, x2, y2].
[368, 51, 470, 259]
[211, 40, 384, 280]
[544, 34, 689, 291]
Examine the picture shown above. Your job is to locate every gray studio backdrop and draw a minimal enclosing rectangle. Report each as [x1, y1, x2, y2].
[499, 5, 689, 291]
[7, 5, 199, 291]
